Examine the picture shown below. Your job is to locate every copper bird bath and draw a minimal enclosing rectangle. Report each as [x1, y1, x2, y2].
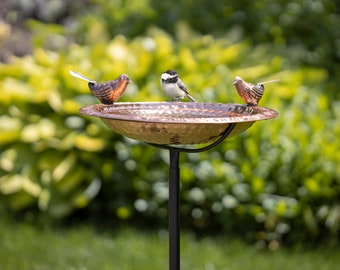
[79, 102, 278, 270]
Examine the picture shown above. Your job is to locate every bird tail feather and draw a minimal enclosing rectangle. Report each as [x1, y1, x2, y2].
[69, 70, 96, 83]
[258, 79, 280, 85]
[186, 94, 197, 102]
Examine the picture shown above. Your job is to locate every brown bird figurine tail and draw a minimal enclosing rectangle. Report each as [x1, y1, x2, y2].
[233, 76, 279, 106]
[69, 70, 132, 104]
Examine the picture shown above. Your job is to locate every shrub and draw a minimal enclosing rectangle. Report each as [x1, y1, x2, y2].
[1, 2, 339, 246]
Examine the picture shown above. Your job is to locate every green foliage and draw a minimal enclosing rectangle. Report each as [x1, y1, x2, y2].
[1, 0, 340, 246]
[73, 0, 339, 73]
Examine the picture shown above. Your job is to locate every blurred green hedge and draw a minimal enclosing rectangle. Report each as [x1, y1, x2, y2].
[1, 0, 339, 247]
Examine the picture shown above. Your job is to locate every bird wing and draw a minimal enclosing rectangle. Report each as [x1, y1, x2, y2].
[177, 78, 197, 102]
[177, 79, 190, 94]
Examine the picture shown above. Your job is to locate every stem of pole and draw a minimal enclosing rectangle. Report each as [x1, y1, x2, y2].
[169, 148, 180, 270]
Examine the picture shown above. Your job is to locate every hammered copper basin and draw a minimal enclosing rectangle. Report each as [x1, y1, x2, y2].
[79, 102, 278, 145]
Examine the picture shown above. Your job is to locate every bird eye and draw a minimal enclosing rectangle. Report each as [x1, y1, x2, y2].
[167, 70, 177, 75]
[257, 84, 264, 90]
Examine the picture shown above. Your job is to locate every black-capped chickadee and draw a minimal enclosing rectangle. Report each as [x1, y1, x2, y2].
[233, 76, 279, 106]
[160, 70, 197, 102]
[70, 70, 132, 104]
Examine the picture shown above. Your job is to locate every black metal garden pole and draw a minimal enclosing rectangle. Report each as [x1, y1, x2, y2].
[169, 148, 180, 270]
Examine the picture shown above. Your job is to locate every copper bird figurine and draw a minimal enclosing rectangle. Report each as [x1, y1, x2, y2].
[233, 76, 279, 106]
[69, 70, 132, 104]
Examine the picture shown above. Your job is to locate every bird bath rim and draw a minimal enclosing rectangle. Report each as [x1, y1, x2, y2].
[79, 102, 279, 145]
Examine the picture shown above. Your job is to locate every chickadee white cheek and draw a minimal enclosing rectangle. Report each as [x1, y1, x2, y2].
[161, 73, 173, 81]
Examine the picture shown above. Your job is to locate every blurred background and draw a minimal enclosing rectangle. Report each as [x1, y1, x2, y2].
[0, 0, 339, 258]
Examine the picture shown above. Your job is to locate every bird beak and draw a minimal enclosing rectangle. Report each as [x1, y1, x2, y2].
[121, 74, 133, 84]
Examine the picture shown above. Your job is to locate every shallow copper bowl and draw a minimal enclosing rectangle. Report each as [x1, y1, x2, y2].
[79, 102, 278, 145]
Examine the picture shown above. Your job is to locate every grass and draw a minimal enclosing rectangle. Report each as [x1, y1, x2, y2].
[0, 218, 339, 270]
